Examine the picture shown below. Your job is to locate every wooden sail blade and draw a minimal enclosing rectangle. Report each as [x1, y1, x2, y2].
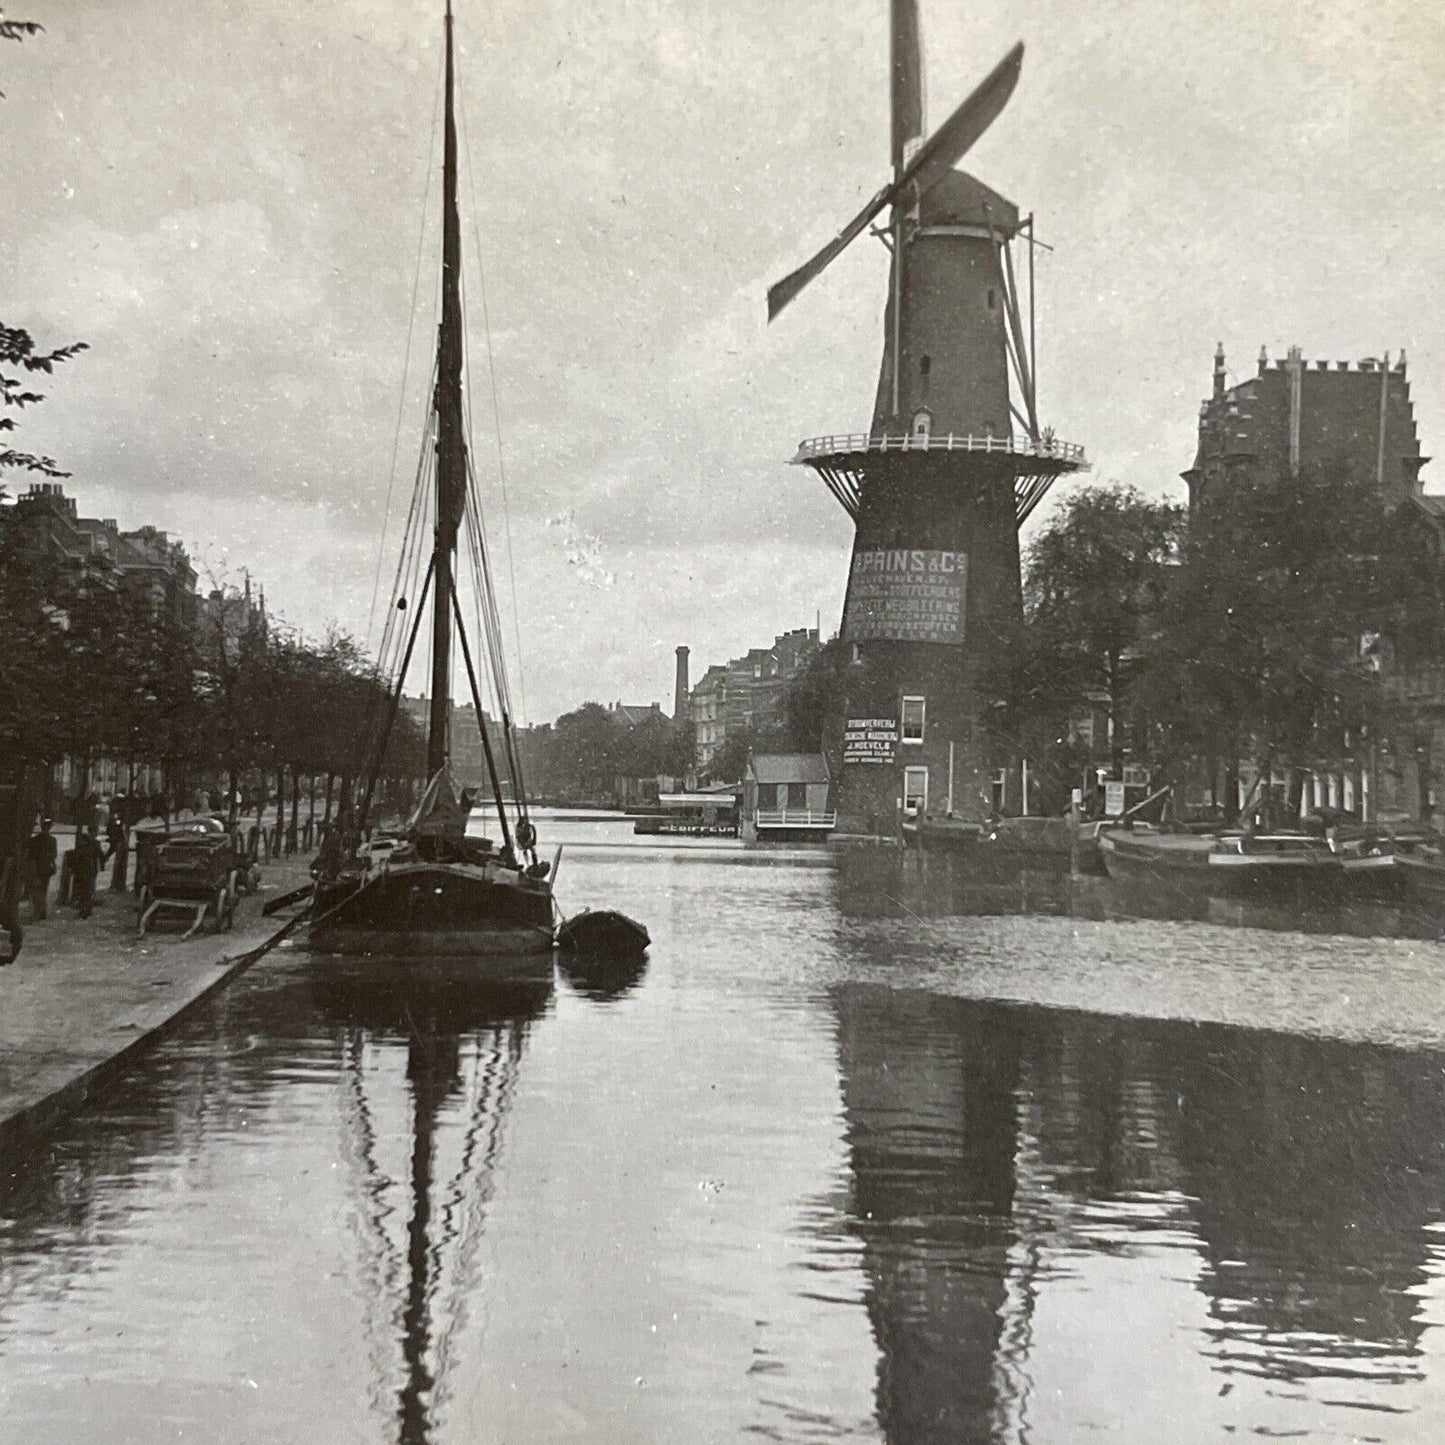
[890, 0, 925, 171]
[897, 40, 1023, 200]
[767, 183, 892, 322]
[769, 42, 1021, 324]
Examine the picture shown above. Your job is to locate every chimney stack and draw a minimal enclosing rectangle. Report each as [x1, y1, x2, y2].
[1213, 342, 1226, 397]
[674, 646, 690, 722]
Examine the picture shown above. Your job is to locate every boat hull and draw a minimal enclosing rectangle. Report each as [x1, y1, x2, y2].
[309, 861, 555, 964]
[1396, 854, 1445, 918]
[1100, 829, 1342, 907]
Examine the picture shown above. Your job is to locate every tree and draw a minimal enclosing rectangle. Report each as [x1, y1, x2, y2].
[1023, 485, 1185, 770]
[707, 728, 753, 786]
[0, 496, 67, 756]
[1139, 463, 1437, 813]
[782, 636, 849, 756]
[548, 703, 624, 801]
[1, 326, 87, 478]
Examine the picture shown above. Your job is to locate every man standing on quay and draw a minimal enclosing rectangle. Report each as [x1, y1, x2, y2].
[26, 818, 57, 920]
[72, 825, 102, 920]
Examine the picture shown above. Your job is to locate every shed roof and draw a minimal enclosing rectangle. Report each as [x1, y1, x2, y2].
[747, 753, 829, 785]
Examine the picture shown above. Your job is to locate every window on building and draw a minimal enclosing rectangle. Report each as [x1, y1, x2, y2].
[903, 767, 929, 816]
[991, 769, 1008, 814]
[987, 287, 997, 310]
[901, 695, 925, 743]
[786, 782, 808, 810]
[851, 642, 862, 665]
[758, 783, 779, 811]
[911, 410, 931, 439]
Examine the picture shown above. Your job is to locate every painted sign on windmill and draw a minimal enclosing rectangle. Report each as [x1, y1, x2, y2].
[843, 718, 899, 765]
[843, 548, 968, 645]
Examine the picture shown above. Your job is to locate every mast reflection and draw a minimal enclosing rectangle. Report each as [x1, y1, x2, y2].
[311, 967, 550, 1445]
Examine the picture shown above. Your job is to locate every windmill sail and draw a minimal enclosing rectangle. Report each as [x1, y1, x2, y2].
[890, 0, 925, 172]
[767, 39, 1024, 322]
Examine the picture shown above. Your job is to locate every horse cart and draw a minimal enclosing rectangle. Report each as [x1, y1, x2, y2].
[137, 826, 240, 938]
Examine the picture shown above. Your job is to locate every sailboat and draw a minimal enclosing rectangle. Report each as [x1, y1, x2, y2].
[310, 1, 555, 969]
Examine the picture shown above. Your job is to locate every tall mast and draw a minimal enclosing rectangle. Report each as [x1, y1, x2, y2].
[429, 0, 466, 776]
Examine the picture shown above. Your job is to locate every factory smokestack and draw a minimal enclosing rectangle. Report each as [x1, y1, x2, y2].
[674, 646, 690, 722]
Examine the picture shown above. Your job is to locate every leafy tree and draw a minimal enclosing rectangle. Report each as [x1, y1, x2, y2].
[1023, 485, 1185, 768]
[1, 9, 43, 46]
[0, 495, 67, 755]
[547, 702, 623, 800]
[617, 709, 692, 780]
[1139, 463, 1439, 812]
[1, 326, 87, 478]
[782, 636, 849, 754]
[707, 728, 753, 786]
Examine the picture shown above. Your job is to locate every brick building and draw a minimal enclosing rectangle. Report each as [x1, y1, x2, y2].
[1181, 344, 1445, 823]
[15, 482, 199, 628]
[689, 627, 820, 771]
[1184, 344, 1426, 512]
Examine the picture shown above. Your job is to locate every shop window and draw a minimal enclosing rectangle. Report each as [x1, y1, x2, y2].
[901, 695, 925, 744]
[903, 767, 929, 816]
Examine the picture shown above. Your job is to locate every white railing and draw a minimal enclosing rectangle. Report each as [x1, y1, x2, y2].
[755, 809, 837, 829]
[793, 432, 1087, 465]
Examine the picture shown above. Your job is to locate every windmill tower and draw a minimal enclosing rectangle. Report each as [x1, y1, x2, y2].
[770, 2, 1086, 836]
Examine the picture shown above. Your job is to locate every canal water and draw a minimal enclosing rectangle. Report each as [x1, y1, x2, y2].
[4, 817, 1445, 1443]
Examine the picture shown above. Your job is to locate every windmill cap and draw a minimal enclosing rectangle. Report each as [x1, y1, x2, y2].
[918, 170, 1020, 233]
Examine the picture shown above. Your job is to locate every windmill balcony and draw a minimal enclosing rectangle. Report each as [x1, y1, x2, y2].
[792, 431, 1087, 466]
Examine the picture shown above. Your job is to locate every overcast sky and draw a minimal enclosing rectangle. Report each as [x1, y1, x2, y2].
[5, 0, 1444, 721]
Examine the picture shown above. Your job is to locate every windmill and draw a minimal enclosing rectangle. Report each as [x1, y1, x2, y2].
[770, 1, 1087, 834]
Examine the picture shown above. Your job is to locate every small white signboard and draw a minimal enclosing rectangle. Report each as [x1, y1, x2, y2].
[1104, 781, 1126, 817]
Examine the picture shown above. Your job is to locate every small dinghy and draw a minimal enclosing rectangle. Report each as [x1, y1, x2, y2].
[557, 909, 650, 955]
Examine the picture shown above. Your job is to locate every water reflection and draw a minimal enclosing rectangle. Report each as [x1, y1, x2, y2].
[557, 949, 650, 1004]
[832, 985, 1445, 1442]
[307, 970, 549, 1445]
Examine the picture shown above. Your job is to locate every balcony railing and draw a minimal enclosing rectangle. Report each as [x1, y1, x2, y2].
[755, 809, 837, 830]
[793, 432, 1088, 465]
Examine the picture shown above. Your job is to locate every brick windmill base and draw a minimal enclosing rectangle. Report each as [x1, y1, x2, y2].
[797, 432, 1086, 835]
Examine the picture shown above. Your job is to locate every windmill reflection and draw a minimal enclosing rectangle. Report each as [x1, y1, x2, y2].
[312, 969, 550, 1445]
[832, 984, 1445, 1443]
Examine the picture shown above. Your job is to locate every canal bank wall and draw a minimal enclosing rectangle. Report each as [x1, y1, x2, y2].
[0, 858, 312, 1156]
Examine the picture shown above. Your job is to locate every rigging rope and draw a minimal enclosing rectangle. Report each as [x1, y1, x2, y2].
[456, 69, 530, 728]
[366, 40, 447, 653]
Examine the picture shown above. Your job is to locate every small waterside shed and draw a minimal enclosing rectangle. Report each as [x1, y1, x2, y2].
[742, 754, 834, 842]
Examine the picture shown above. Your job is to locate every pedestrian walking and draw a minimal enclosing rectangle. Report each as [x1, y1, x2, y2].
[106, 809, 129, 892]
[72, 826, 102, 919]
[25, 818, 57, 920]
